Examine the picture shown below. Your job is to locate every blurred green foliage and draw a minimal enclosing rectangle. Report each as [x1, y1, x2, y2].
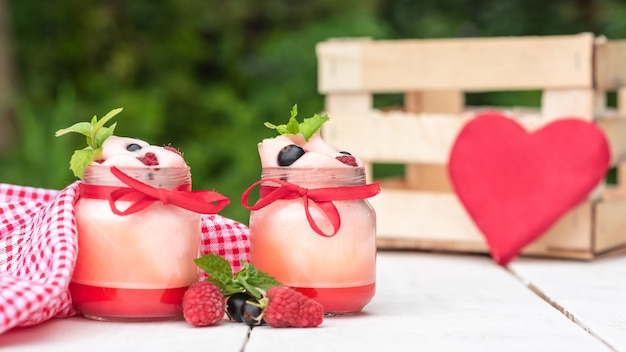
[1, 0, 625, 223]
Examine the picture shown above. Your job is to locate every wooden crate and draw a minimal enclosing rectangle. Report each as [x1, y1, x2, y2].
[316, 33, 626, 260]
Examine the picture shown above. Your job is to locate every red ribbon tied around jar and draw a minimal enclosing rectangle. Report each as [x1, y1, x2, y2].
[79, 166, 230, 215]
[241, 178, 380, 237]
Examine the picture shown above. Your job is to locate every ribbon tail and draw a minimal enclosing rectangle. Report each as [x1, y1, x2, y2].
[170, 191, 230, 214]
[308, 182, 381, 201]
[303, 197, 340, 237]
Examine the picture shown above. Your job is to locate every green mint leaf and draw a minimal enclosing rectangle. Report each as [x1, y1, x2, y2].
[232, 261, 281, 299]
[91, 108, 122, 149]
[284, 116, 300, 135]
[55, 108, 123, 179]
[94, 107, 123, 131]
[299, 113, 329, 141]
[264, 122, 279, 130]
[70, 148, 96, 179]
[263, 104, 328, 141]
[54, 121, 93, 138]
[94, 122, 117, 148]
[241, 262, 281, 291]
[233, 264, 261, 298]
[290, 104, 298, 119]
[284, 104, 300, 135]
[194, 254, 281, 299]
[194, 254, 233, 292]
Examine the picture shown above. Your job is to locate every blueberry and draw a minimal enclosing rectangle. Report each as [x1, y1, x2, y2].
[225, 292, 249, 322]
[126, 143, 142, 152]
[241, 300, 265, 326]
[277, 144, 305, 166]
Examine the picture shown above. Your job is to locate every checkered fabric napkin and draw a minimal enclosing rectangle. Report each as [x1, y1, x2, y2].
[0, 182, 250, 334]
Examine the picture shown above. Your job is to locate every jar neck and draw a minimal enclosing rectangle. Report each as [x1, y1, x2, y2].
[261, 167, 366, 188]
[82, 165, 192, 189]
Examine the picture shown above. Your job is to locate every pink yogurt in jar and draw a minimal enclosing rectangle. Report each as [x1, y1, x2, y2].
[243, 133, 380, 315]
[70, 136, 226, 321]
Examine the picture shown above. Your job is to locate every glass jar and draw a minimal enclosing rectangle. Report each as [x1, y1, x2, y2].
[244, 167, 379, 315]
[69, 165, 201, 321]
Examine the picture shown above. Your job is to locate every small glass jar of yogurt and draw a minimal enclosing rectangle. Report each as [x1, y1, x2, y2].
[69, 164, 202, 321]
[246, 166, 378, 315]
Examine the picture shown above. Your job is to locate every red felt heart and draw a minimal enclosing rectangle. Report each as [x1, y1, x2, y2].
[448, 112, 611, 265]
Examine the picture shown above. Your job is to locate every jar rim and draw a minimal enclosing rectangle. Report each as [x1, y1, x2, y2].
[260, 166, 366, 186]
[85, 164, 190, 171]
[261, 166, 365, 171]
[83, 164, 192, 188]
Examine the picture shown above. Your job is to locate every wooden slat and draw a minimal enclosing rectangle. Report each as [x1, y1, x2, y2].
[618, 88, 626, 117]
[540, 88, 598, 121]
[371, 188, 484, 246]
[522, 202, 594, 258]
[402, 90, 463, 192]
[594, 197, 626, 252]
[317, 33, 595, 93]
[321, 111, 464, 164]
[594, 38, 626, 91]
[323, 92, 372, 113]
[403, 163, 453, 192]
[404, 90, 465, 115]
[595, 116, 626, 165]
[372, 189, 599, 260]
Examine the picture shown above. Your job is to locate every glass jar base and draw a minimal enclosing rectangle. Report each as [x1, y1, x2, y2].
[70, 282, 187, 321]
[81, 313, 182, 322]
[292, 283, 375, 315]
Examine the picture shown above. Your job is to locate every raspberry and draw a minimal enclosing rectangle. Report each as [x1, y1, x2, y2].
[263, 286, 323, 328]
[137, 152, 159, 166]
[164, 145, 183, 156]
[335, 155, 358, 167]
[182, 282, 225, 327]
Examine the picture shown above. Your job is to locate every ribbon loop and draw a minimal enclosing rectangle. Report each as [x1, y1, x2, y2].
[80, 166, 230, 215]
[241, 178, 380, 237]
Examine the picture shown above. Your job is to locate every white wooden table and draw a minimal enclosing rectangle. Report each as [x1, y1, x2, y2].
[1, 251, 624, 351]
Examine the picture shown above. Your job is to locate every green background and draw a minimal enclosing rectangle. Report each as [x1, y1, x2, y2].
[0, 0, 623, 224]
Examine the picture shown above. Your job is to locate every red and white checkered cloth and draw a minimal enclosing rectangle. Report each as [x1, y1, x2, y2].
[0, 182, 250, 334]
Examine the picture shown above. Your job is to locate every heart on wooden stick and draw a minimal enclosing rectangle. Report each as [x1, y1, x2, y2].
[448, 112, 611, 265]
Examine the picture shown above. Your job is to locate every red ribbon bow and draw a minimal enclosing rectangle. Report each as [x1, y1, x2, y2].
[79, 166, 230, 215]
[241, 178, 380, 237]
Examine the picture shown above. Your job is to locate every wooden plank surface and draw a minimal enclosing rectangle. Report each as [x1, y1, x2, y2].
[0, 316, 250, 351]
[317, 33, 594, 93]
[510, 255, 626, 351]
[245, 252, 608, 352]
[0, 252, 616, 351]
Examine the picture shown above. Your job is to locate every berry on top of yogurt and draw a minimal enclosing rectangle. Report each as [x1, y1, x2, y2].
[97, 136, 186, 168]
[277, 144, 306, 166]
[260, 105, 362, 168]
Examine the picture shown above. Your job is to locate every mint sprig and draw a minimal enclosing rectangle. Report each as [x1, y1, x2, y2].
[55, 108, 123, 179]
[194, 254, 281, 300]
[264, 104, 329, 141]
